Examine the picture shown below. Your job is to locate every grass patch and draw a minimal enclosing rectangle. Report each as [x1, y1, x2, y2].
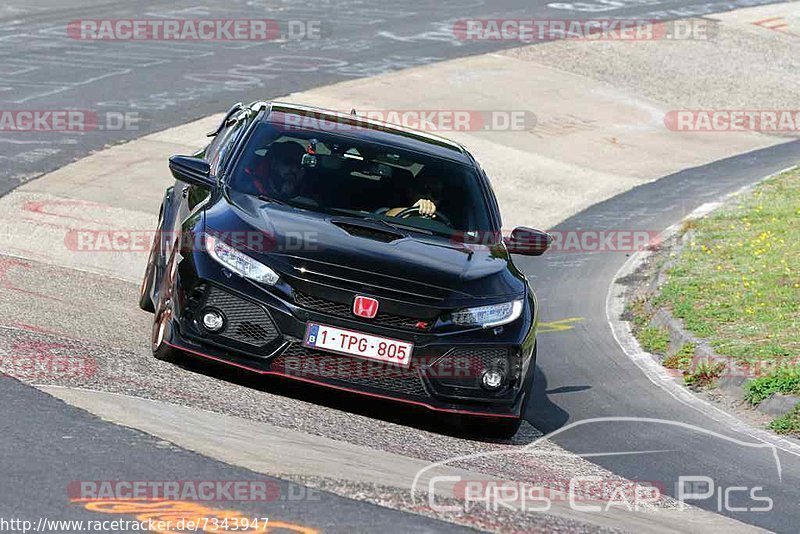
[663, 342, 696, 371]
[769, 404, 800, 436]
[656, 168, 800, 383]
[625, 298, 650, 329]
[684, 359, 726, 389]
[744, 366, 800, 405]
[639, 326, 670, 355]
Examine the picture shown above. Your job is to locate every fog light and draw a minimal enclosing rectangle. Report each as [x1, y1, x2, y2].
[202, 309, 225, 332]
[481, 369, 504, 390]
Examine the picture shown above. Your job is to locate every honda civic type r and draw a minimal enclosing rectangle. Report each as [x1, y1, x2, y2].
[139, 101, 551, 438]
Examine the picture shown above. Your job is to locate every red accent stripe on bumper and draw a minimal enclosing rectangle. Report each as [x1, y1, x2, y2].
[165, 341, 519, 419]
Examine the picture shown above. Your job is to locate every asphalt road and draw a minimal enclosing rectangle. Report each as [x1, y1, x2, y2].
[0, 376, 470, 533]
[0, 0, 784, 193]
[1, 0, 798, 532]
[520, 140, 800, 533]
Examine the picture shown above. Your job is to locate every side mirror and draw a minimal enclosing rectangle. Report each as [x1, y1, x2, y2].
[169, 155, 215, 189]
[504, 227, 552, 256]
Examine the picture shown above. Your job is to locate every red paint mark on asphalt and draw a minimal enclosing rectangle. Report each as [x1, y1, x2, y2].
[7, 322, 67, 336]
[3, 285, 65, 302]
[19, 215, 77, 231]
[22, 198, 108, 224]
[0, 256, 65, 303]
[752, 16, 796, 36]
[0, 257, 31, 278]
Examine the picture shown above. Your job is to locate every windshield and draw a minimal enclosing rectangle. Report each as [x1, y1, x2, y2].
[228, 121, 492, 236]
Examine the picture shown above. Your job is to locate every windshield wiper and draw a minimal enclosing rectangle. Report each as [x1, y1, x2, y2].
[255, 197, 436, 236]
[375, 218, 433, 235]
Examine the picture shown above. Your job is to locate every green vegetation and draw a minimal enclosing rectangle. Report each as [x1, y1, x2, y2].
[658, 168, 800, 362]
[654, 168, 800, 397]
[744, 367, 800, 405]
[684, 359, 726, 389]
[769, 404, 800, 436]
[638, 326, 670, 354]
[627, 298, 650, 329]
[663, 342, 696, 371]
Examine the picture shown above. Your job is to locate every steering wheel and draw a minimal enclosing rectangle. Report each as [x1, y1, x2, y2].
[395, 205, 452, 227]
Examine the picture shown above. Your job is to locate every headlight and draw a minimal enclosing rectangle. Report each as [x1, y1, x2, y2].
[204, 234, 279, 286]
[450, 300, 524, 328]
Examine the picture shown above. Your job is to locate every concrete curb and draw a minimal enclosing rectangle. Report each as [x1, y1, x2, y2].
[39, 385, 768, 534]
[625, 167, 800, 421]
[607, 165, 800, 455]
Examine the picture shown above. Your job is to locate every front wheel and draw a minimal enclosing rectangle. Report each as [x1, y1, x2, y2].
[151, 310, 181, 363]
[138, 218, 163, 313]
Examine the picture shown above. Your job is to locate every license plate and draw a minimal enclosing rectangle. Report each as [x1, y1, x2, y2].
[303, 322, 413, 368]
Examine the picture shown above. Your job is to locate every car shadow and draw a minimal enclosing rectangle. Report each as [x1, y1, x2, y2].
[524, 364, 575, 435]
[174, 353, 568, 444]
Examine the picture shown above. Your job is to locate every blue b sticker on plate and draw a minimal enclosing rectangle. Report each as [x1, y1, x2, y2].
[305, 323, 320, 346]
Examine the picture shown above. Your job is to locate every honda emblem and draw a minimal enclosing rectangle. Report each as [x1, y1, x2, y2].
[353, 296, 379, 318]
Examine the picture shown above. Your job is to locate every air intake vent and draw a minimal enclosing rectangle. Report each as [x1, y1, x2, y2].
[332, 221, 403, 243]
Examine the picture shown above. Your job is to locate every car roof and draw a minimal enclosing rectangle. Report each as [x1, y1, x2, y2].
[260, 102, 474, 166]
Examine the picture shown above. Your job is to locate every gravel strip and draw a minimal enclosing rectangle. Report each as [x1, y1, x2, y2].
[502, 17, 800, 122]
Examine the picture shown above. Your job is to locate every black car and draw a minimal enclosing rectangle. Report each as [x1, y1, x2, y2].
[139, 101, 550, 438]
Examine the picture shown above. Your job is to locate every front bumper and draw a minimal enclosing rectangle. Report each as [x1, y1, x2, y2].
[163, 251, 537, 418]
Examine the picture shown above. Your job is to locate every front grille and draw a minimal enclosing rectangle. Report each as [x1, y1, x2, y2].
[449, 348, 510, 368]
[280, 254, 453, 302]
[273, 344, 428, 397]
[204, 286, 280, 347]
[294, 290, 434, 331]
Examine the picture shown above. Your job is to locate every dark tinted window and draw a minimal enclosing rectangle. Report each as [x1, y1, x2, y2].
[228, 122, 491, 236]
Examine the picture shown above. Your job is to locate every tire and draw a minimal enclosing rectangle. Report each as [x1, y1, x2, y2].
[153, 342, 182, 363]
[138, 220, 162, 313]
[138, 259, 156, 312]
[151, 309, 181, 363]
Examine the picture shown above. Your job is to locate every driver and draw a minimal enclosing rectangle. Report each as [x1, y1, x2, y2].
[244, 141, 308, 201]
[265, 142, 307, 201]
[386, 170, 443, 218]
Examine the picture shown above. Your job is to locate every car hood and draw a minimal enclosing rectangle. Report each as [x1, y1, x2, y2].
[205, 192, 526, 303]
